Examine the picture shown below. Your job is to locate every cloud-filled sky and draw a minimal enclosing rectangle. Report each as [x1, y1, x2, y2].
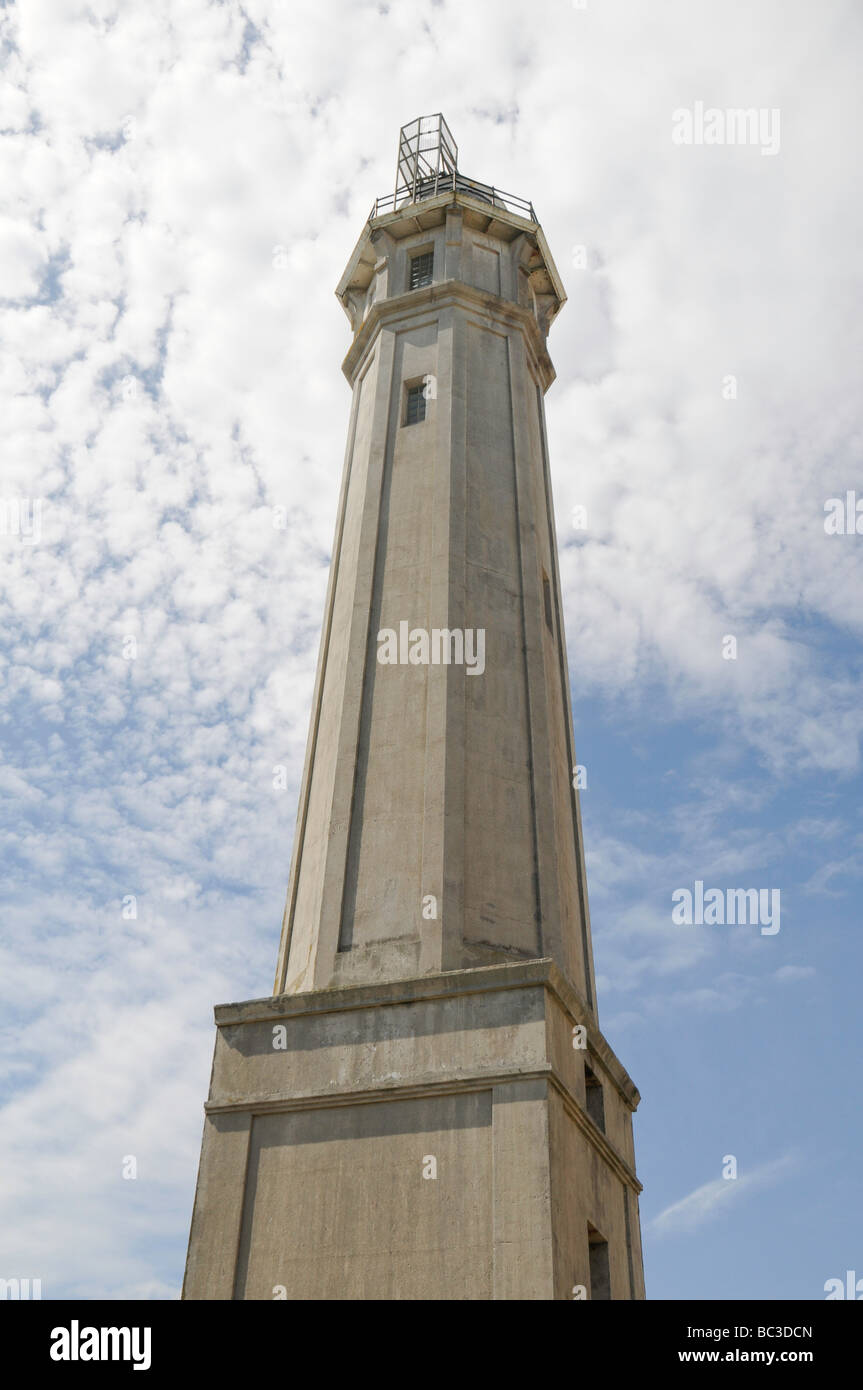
[1, 0, 861, 1299]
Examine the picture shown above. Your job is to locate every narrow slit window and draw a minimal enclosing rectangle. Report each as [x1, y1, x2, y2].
[585, 1061, 605, 1132]
[542, 572, 554, 632]
[405, 383, 427, 426]
[588, 1226, 611, 1300]
[410, 251, 434, 290]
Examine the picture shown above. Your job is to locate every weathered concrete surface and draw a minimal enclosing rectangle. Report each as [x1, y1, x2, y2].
[274, 191, 599, 1011]
[184, 155, 646, 1299]
[182, 960, 645, 1300]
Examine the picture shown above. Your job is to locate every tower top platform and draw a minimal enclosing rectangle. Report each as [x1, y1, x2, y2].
[335, 116, 565, 351]
[369, 112, 537, 223]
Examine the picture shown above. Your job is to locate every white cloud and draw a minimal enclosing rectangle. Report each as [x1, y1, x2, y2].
[651, 1154, 798, 1236]
[0, 0, 859, 1296]
[774, 964, 816, 982]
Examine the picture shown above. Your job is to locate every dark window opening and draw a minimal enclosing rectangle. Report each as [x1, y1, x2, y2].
[410, 251, 434, 290]
[405, 383, 427, 426]
[542, 573, 554, 632]
[585, 1062, 605, 1132]
[588, 1225, 611, 1300]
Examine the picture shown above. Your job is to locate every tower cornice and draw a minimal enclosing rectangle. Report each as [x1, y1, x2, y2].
[336, 189, 567, 345]
[213, 958, 642, 1115]
[367, 186, 563, 300]
[341, 277, 559, 392]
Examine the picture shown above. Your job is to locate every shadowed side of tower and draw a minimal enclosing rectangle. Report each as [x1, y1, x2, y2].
[183, 116, 646, 1301]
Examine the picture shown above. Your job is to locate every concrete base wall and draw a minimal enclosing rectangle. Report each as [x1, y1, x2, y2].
[183, 960, 644, 1301]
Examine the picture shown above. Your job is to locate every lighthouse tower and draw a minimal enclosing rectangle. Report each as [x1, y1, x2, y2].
[183, 116, 646, 1301]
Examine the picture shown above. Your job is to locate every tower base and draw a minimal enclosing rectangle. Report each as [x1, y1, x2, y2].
[182, 959, 645, 1300]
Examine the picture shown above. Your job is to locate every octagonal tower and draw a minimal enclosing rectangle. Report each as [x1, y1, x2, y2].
[184, 118, 646, 1302]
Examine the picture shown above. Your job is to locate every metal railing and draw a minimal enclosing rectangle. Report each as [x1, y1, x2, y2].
[369, 170, 536, 224]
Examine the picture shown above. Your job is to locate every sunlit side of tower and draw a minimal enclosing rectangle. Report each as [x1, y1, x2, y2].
[183, 117, 646, 1301]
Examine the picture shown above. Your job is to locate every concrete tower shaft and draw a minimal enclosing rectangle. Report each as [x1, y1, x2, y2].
[183, 123, 646, 1302]
[275, 179, 598, 1008]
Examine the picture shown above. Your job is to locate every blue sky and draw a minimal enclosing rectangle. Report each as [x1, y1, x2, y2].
[1, 0, 861, 1299]
[576, 696, 862, 1296]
